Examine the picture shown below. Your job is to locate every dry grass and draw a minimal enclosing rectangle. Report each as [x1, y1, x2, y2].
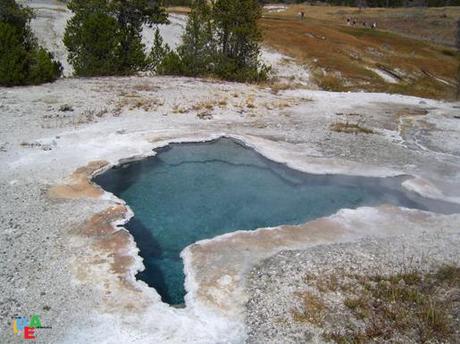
[328, 267, 459, 343]
[167, 6, 191, 14]
[396, 107, 429, 117]
[172, 103, 189, 114]
[171, 96, 229, 115]
[115, 92, 164, 114]
[330, 121, 374, 134]
[192, 97, 228, 111]
[292, 291, 328, 326]
[132, 82, 160, 92]
[262, 5, 460, 47]
[260, 6, 459, 100]
[41, 108, 108, 128]
[246, 96, 256, 109]
[192, 100, 214, 111]
[267, 81, 310, 94]
[307, 273, 341, 293]
[263, 96, 311, 110]
[218, 99, 228, 106]
[296, 265, 460, 344]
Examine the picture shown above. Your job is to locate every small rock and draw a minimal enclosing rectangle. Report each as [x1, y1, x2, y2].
[197, 111, 213, 120]
[41, 145, 53, 151]
[59, 104, 73, 112]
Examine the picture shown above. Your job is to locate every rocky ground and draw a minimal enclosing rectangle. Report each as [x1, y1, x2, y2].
[246, 231, 460, 343]
[0, 1, 459, 344]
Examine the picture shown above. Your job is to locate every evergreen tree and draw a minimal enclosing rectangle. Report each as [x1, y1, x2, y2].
[213, 0, 268, 81]
[0, 22, 28, 85]
[0, 0, 61, 86]
[110, 0, 168, 72]
[64, 0, 168, 76]
[0, 0, 32, 35]
[64, 9, 123, 76]
[156, 0, 268, 82]
[177, 0, 215, 76]
[149, 27, 173, 73]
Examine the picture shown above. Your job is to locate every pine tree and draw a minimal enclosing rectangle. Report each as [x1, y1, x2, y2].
[110, 0, 168, 72]
[212, 0, 269, 81]
[64, 7, 123, 76]
[153, 0, 268, 82]
[177, 0, 215, 76]
[149, 27, 171, 72]
[213, 0, 262, 63]
[64, 0, 168, 76]
[0, 0, 61, 86]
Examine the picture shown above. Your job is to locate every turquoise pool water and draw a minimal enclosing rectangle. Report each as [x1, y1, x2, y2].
[94, 138, 458, 305]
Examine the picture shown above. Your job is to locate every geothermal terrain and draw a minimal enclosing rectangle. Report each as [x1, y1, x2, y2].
[1, 1, 459, 343]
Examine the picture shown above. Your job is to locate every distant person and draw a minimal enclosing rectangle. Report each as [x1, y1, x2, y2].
[352, 19, 356, 26]
[371, 22, 377, 29]
[347, 18, 351, 25]
[300, 11, 305, 20]
[362, 21, 367, 27]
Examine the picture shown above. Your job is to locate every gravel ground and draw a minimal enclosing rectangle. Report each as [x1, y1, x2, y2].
[245, 230, 460, 344]
[0, 181, 112, 342]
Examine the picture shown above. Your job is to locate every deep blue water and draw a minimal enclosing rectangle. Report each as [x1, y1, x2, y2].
[94, 138, 459, 305]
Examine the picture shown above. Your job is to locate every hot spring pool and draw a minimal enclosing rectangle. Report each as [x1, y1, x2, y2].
[94, 138, 458, 305]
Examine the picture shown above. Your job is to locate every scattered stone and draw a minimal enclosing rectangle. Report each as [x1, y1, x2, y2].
[20, 141, 42, 148]
[197, 111, 213, 120]
[59, 104, 74, 112]
[0, 141, 7, 152]
[41, 145, 53, 151]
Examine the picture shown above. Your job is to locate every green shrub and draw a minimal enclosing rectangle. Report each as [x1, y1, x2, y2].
[163, 0, 192, 6]
[157, 51, 185, 76]
[176, 0, 215, 77]
[0, 0, 32, 34]
[154, 0, 269, 83]
[0, 23, 28, 85]
[149, 28, 171, 73]
[64, 0, 167, 77]
[213, 55, 270, 82]
[28, 47, 63, 84]
[0, 1, 61, 86]
[64, 11, 123, 76]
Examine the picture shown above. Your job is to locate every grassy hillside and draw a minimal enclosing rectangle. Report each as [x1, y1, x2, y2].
[261, 5, 460, 99]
